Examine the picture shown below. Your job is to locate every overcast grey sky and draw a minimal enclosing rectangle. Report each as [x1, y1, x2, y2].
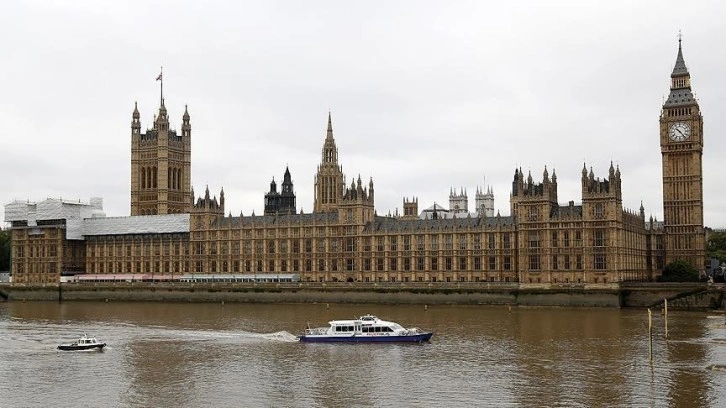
[2, 1, 725, 227]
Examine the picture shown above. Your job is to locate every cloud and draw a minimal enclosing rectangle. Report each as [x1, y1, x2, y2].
[2, 1, 726, 228]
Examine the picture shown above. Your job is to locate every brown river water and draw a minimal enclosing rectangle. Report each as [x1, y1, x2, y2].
[1, 301, 726, 407]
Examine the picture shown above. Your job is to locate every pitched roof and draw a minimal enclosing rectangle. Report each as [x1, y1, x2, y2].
[83, 214, 190, 236]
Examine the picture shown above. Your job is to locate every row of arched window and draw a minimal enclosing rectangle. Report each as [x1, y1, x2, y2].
[141, 167, 157, 189]
[168, 167, 184, 190]
[140, 166, 184, 190]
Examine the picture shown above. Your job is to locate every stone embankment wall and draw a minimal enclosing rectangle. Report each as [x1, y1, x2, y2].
[666, 289, 723, 310]
[1, 283, 619, 307]
[1, 282, 717, 309]
[620, 283, 723, 310]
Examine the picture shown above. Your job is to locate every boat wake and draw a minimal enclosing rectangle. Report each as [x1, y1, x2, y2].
[130, 327, 301, 344]
[2, 318, 302, 349]
[257, 331, 300, 343]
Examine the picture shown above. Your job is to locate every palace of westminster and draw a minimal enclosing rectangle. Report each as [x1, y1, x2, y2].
[5, 41, 706, 285]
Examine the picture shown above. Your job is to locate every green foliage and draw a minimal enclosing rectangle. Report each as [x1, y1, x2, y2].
[658, 260, 700, 282]
[0, 228, 10, 272]
[707, 231, 726, 263]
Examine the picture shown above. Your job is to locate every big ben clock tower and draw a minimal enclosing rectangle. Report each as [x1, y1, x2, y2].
[660, 36, 705, 271]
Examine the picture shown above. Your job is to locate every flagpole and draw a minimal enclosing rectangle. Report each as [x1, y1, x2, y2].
[159, 66, 163, 105]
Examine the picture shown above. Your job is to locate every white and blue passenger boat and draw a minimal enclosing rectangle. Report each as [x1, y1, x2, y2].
[299, 314, 433, 343]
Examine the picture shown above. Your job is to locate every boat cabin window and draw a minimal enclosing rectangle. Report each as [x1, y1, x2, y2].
[362, 326, 393, 333]
[334, 325, 355, 332]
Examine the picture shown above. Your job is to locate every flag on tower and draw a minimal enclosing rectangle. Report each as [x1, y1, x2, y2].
[156, 72, 162, 81]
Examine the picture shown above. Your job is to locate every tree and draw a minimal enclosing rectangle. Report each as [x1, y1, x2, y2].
[0, 228, 10, 272]
[658, 260, 700, 282]
[707, 231, 726, 263]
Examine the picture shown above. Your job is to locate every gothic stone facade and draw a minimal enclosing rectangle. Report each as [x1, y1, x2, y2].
[660, 39, 706, 269]
[6, 42, 705, 285]
[130, 99, 192, 216]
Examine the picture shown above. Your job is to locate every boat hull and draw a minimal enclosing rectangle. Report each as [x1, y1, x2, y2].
[299, 332, 432, 343]
[57, 343, 106, 351]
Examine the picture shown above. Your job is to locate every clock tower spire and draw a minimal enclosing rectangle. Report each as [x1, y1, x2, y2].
[659, 35, 705, 272]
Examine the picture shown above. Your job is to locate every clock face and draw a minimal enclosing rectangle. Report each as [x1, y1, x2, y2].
[669, 122, 691, 142]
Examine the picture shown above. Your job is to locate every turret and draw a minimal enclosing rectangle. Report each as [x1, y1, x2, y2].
[509, 166, 559, 221]
[190, 186, 224, 230]
[581, 163, 622, 200]
[131, 102, 141, 135]
[403, 197, 418, 219]
[264, 177, 280, 216]
[266, 168, 296, 215]
[182, 105, 191, 138]
[154, 98, 169, 131]
[475, 178, 495, 218]
[282, 166, 293, 194]
[341, 173, 374, 224]
[449, 186, 468, 214]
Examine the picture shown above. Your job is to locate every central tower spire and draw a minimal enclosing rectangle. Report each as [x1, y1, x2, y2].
[322, 111, 338, 164]
[314, 112, 345, 213]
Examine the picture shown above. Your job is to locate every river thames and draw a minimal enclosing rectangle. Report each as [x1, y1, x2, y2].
[1, 301, 726, 407]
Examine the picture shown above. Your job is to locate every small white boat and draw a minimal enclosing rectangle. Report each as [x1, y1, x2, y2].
[299, 314, 433, 343]
[57, 334, 106, 351]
